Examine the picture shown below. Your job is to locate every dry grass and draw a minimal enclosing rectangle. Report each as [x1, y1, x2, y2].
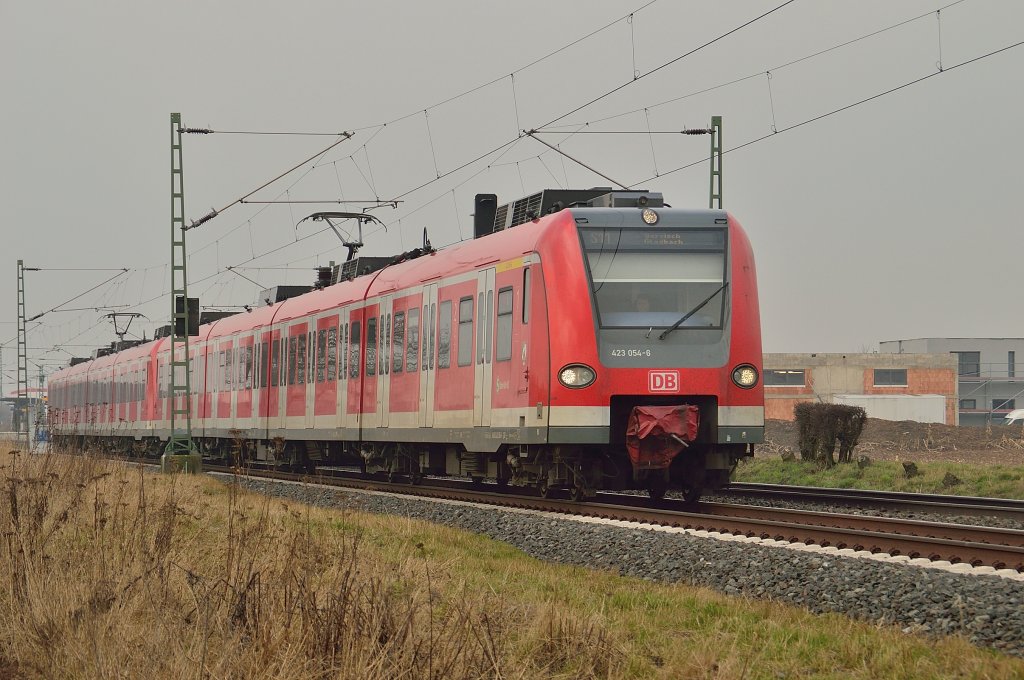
[2, 442, 1024, 679]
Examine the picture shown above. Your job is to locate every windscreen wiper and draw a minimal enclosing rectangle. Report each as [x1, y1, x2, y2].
[658, 283, 728, 341]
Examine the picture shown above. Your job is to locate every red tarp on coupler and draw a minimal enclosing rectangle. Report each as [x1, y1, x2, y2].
[625, 405, 700, 471]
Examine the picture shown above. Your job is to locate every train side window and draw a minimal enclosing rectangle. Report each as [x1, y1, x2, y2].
[476, 293, 484, 365]
[287, 337, 297, 385]
[246, 345, 254, 388]
[271, 338, 280, 387]
[496, 287, 513, 361]
[297, 333, 307, 385]
[327, 327, 337, 381]
[366, 317, 377, 377]
[316, 329, 327, 383]
[458, 296, 474, 367]
[383, 314, 390, 375]
[429, 303, 436, 370]
[261, 341, 269, 388]
[437, 300, 452, 369]
[349, 321, 360, 379]
[308, 331, 315, 384]
[421, 305, 429, 370]
[406, 308, 419, 372]
[392, 311, 404, 373]
[341, 322, 348, 379]
[523, 268, 530, 324]
[485, 290, 494, 364]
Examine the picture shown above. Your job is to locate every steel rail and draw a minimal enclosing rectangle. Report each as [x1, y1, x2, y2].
[724, 482, 1024, 520]
[201, 464, 1024, 572]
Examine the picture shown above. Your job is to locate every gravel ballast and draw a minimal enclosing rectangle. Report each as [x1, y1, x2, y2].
[233, 476, 1024, 657]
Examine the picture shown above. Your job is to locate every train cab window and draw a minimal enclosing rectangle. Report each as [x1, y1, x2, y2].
[366, 317, 377, 377]
[406, 308, 419, 372]
[523, 268, 531, 324]
[326, 327, 337, 381]
[392, 311, 405, 373]
[581, 227, 727, 329]
[271, 338, 281, 387]
[458, 297, 474, 367]
[496, 287, 513, 361]
[437, 300, 452, 369]
[316, 329, 327, 383]
[297, 333, 307, 385]
[349, 321, 360, 379]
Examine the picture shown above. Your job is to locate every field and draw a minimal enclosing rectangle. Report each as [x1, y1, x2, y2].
[740, 419, 1024, 497]
[3, 448, 1024, 679]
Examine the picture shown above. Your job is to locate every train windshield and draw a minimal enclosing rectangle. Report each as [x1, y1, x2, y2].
[579, 226, 727, 330]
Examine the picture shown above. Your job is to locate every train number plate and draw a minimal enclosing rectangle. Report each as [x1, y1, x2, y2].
[648, 370, 679, 392]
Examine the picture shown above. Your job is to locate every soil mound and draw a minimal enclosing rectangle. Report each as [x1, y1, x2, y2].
[763, 418, 1024, 463]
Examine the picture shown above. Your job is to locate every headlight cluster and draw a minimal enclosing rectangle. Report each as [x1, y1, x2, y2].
[559, 364, 596, 388]
[732, 364, 758, 388]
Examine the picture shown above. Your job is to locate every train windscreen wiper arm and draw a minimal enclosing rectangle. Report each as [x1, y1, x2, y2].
[658, 283, 728, 341]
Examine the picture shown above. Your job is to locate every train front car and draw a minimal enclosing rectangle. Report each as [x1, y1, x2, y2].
[535, 191, 763, 501]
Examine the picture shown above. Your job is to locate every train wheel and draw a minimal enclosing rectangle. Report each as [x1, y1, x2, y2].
[409, 470, 423, 485]
[680, 485, 701, 505]
[569, 484, 586, 502]
[537, 478, 552, 498]
[647, 477, 667, 501]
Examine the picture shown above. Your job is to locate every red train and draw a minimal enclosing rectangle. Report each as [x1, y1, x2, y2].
[48, 188, 764, 501]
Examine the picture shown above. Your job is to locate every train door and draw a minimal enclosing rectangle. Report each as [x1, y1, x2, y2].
[228, 339, 239, 432]
[335, 313, 347, 428]
[474, 269, 495, 427]
[419, 284, 438, 428]
[285, 322, 308, 429]
[345, 307, 365, 432]
[377, 296, 393, 429]
[266, 328, 283, 433]
[255, 330, 271, 435]
[305, 326, 315, 430]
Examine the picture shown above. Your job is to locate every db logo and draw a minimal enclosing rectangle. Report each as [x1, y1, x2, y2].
[648, 370, 679, 392]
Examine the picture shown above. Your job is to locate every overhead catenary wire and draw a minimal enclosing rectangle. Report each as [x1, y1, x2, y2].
[534, 0, 798, 130]
[626, 38, 1024, 188]
[183, 132, 354, 231]
[540, 0, 970, 132]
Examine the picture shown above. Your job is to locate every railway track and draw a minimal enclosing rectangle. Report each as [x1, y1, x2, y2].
[724, 482, 1024, 521]
[202, 463, 1024, 572]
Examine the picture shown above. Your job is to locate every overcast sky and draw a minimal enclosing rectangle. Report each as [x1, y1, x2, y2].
[2, 0, 1022, 383]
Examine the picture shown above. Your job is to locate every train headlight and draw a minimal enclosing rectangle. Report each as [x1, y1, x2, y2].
[641, 208, 659, 225]
[731, 364, 758, 388]
[559, 364, 596, 388]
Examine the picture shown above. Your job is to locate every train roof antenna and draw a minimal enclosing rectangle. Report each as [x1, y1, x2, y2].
[299, 211, 386, 262]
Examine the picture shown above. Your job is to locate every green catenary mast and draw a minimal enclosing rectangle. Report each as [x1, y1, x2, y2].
[709, 115, 723, 209]
[162, 113, 201, 472]
[16, 259, 29, 452]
